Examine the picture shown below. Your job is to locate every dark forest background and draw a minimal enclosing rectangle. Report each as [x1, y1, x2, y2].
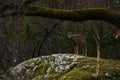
[0, 0, 120, 74]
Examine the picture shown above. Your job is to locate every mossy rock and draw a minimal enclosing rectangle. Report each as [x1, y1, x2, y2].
[7, 54, 120, 80]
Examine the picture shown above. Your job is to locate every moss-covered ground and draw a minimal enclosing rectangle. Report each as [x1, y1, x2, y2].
[59, 57, 120, 80]
[6, 54, 120, 80]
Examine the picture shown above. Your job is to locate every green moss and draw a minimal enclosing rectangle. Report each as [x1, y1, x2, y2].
[59, 69, 92, 80]
[24, 6, 120, 28]
[40, 62, 50, 74]
[58, 58, 120, 80]
[8, 54, 120, 80]
[32, 65, 41, 78]
[34, 59, 42, 65]
[27, 5, 40, 10]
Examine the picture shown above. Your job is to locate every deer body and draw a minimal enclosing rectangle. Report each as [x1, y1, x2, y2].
[68, 32, 87, 57]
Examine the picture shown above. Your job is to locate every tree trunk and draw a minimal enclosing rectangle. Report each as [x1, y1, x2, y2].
[92, 35, 100, 78]
[96, 41, 100, 78]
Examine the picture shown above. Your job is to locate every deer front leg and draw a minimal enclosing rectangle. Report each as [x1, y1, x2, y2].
[83, 48, 87, 57]
[74, 45, 78, 55]
[76, 45, 79, 55]
[74, 45, 77, 54]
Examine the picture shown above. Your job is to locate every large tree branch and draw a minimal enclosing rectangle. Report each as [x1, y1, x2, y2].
[24, 6, 120, 28]
[1, 4, 120, 28]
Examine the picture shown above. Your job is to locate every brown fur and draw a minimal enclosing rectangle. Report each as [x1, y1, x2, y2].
[68, 32, 87, 57]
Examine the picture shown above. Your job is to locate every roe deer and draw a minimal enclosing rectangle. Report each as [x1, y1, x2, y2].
[68, 32, 87, 57]
[115, 30, 120, 39]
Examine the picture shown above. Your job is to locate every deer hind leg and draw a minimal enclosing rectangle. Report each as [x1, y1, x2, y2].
[82, 45, 87, 57]
[82, 48, 84, 56]
[83, 45, 87, 57]
[84, 48, 87, 57]
[85, 46, 87, 57]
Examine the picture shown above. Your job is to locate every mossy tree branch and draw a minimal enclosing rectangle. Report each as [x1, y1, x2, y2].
[23, 5, 120, 28]
[1, 3, 120, 28]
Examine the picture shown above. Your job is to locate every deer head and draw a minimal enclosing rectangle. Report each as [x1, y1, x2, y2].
[67, 32, 87, 57]
[67, 32, 73, 38]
